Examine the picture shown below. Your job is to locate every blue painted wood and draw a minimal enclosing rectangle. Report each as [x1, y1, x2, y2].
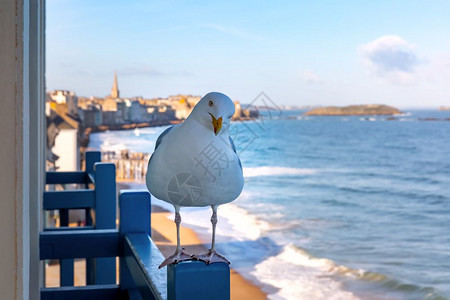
[85, 151, 101, 176]
[94, 162, 117, 284]
[46, 171, 88, 184]
[59, 209, 69, 226]
[41, 284, 121, 300]
[119, 191, 151, 294]
[86, 208, 93, 226]
[119, 191, 166, 299]
[43, 190, 95, 210]
[127, 288, 144, 300]
[60, 259, 74, 286]
[42, 151, 108, 289]
[40, 229, 120, 260]
[123, 234, 166, 300]
[167, 261, 230, 300]
[44, 226, 95, 231]
[119, 190, 151, 236]
[94, 163, 116, 229]
[84, 151, 101, 285]
[86, 258, 95, 286]
[57, 196, 72, 287]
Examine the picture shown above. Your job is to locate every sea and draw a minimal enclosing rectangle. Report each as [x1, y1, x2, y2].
[89, 109, 450, 300]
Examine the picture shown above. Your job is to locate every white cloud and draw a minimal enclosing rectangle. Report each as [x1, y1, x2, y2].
[302, 70, 322, 84]
[360, 35, 420, 85]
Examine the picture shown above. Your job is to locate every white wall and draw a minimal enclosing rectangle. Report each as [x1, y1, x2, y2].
[53, 129, 80, 171]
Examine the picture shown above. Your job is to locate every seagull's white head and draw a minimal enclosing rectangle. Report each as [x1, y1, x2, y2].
[189, 92, 235, 136]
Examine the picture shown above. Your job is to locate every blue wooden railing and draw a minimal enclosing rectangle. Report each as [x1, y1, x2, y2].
[40, 151, 230, 300]
[44, 151, 116, 286]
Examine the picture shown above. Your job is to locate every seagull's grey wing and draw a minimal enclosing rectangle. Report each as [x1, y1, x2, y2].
[149, 126, 174, 164]
[229, 136, 242, 169]
[155, 126, 174, 150]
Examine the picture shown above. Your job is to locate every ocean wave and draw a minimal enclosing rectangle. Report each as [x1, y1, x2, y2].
[252, 243, 361, 300]
[219, 204, 271, 240]
[244, 166, 318, 178]
[252, 242, 446, 300]
[99, 141, 129, 152]
[171, 202, 271, 243]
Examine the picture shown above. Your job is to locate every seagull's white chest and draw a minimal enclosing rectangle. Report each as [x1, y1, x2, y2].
[146, 122, 244, 207]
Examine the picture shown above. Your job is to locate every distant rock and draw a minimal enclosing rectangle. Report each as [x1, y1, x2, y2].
[304, 104, 402, 116]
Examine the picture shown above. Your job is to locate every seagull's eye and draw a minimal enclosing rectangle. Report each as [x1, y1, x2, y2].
[209, 100, 214, 107]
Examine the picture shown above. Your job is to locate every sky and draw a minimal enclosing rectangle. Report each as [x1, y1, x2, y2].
[46, 0, 450, 108]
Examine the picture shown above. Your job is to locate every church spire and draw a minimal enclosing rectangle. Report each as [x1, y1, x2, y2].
[111, 72, 119, 98]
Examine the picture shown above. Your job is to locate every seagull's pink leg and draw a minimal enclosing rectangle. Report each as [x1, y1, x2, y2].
[193, 205, 230, 265]
[158, 205, 192, 268]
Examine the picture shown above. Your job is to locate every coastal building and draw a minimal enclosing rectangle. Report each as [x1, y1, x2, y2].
[173, 98, 193, 119]
[110, 71, 120, 98]
[129, 100, 149, 123]
[116, 99, 127, 124]
[166, 94, 201, 119]
[233, 101, 242, 120]
[101, 73, 122, 125]
[102, 97, 118, 111]
[48, 90, 79, 117]
[46, 102, 81, 171]
[240, 104, 260, 119]
[79, 104, 103, 127]
[102, 110, 117, 125]
[155, 105, 176, 122]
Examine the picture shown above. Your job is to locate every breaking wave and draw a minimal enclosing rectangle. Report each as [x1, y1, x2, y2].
[244, 166, 318, 178]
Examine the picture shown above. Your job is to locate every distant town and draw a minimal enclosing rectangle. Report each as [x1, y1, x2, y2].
[47, 72, 262, 132]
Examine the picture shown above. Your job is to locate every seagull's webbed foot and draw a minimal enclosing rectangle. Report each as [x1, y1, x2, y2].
[158, 249, 192, 269]
[192, 249, 230, 265]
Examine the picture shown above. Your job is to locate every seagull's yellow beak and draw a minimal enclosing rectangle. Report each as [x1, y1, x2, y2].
[209, 113, 223, 136]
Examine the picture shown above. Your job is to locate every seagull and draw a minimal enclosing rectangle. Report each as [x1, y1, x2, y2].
[146, 92, 244, 268]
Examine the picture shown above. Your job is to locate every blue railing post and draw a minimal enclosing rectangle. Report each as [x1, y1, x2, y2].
[85, 151, 101, 284]
[85, 151, 101, 175]
[60, 258, 74, 286]
[167, 261, 230, 300]
[84, 151, 101, 224]
[118, 191, 151, 236]
[119, 190, 151, 294]
[93, 162, 117, 285]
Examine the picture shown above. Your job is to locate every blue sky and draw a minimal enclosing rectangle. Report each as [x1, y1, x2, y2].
[47, 0, 450, 107]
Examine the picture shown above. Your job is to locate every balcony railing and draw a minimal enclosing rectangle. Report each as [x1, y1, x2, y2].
[40, 151, 230, 300]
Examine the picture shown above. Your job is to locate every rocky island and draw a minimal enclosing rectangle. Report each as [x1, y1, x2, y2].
[304, 104, 401, 116]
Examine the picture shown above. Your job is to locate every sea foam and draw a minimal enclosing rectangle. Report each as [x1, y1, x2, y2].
[252, 244, 361, 300]
[177, 203, 271, 242]
[244, 166, 317, 178]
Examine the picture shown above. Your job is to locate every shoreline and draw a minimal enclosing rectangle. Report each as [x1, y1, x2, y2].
[117, 180, 267, 299]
